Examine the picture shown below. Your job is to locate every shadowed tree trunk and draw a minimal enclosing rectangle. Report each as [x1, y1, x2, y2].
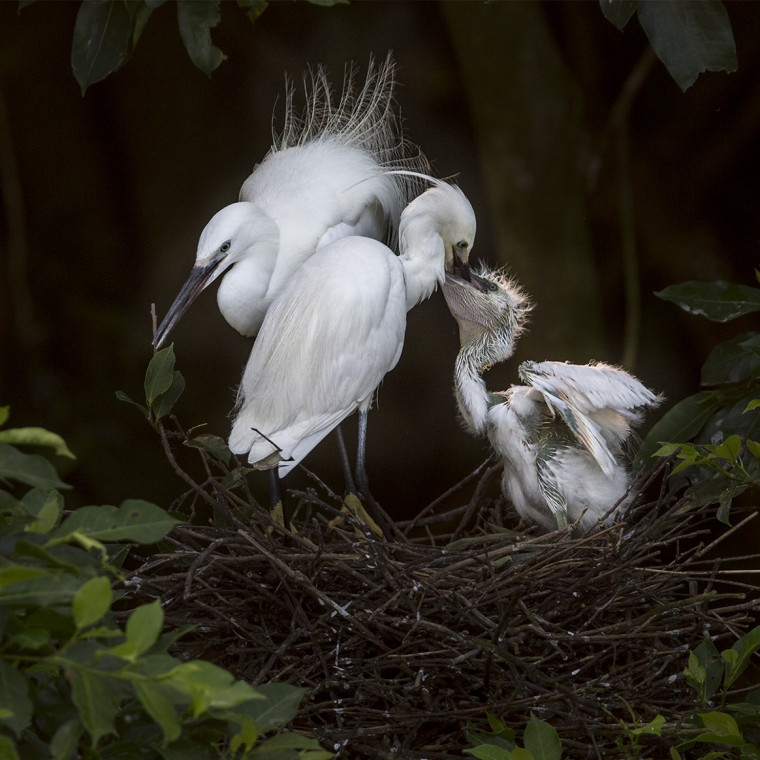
[442, 1, 605, 364]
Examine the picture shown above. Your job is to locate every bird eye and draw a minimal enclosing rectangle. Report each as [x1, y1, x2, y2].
[220, 241, 231, 253]
[456, 240, 469, 250]
[488, 282, 498, 291]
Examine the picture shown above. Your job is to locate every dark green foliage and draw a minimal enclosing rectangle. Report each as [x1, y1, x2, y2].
[0, 409, 331, 759]
[600, 0, 737, 90]
[464, 714, 562, 760]
[23, 0, 739, 94]
[638, 274, 760, 524]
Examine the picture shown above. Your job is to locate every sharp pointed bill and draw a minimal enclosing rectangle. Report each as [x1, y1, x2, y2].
[154, 53, 431, 346]
[153, 256, 226, 348]
[441, 264, 662, 534]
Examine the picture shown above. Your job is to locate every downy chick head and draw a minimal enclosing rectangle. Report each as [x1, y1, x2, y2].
[442, 263, 532, 368]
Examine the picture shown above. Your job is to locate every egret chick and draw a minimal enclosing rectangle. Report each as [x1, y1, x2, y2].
[154, 53, 429, 347]
[442, 266, 662, 533]
[228, 181, 477, 513]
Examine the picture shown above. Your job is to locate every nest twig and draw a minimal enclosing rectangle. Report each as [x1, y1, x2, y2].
[123, 422, 760, 759]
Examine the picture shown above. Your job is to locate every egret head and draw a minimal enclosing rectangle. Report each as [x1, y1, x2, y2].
[442, 264, 532, 367]
[399, 181, 476, 274]
[153, 202, 278, 347]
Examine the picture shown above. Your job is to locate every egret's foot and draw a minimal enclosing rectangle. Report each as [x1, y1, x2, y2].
[329, 492, 384, 538]
[267, 501, 294, 534]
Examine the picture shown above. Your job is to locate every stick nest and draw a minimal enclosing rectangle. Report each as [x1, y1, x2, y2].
[124, 435, 760, 759]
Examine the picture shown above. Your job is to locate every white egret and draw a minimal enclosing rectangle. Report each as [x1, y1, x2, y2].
[442, 266, 662, 533]
[153, 53, 429, 347]
[228, 180, 477, 522]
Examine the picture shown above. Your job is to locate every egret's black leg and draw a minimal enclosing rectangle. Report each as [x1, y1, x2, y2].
[268, 468, 290, 529]
[354, 408, 392, 539]
[335, 425, 358, 496]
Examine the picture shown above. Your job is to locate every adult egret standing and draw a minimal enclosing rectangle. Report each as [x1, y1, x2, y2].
[228, 180, 477, 524]
[442, 266, 662, 533]
[153, 53, 429, 347]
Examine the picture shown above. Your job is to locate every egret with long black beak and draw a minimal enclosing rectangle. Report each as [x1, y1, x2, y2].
[228, 180, 476, 527]
[153, 53, 429, 347]
[442, 266, 662, 533]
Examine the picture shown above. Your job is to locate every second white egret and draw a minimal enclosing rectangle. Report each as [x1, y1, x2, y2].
[228, 181, 477, 513]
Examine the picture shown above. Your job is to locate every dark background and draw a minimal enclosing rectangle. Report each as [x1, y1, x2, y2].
[1, 1, 757, 519]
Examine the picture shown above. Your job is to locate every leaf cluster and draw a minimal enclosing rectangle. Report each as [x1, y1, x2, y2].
[638, 274, 760, 523]
[674, 627, 760, 757]
[19, 0, 347, 95]
[600, 0, 737, 91]
[0, 410, 330, 759]
[19, 0, 736, 94]
[464, 713, 562, 760]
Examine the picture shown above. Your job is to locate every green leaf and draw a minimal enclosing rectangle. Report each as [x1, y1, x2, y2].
[631, 714, 665, 737]
[145, 346, 177, 407]
[238, 0, 269, 23]
[176, 0, 225, 76]
[169, 660, 262, 716]
[701, 333, 760, 386]
[0, 573, 82, 608]
[249, 734, 334, 760]
[73, 576, 112, 629]
[723, 625, 760, 689]
[0, 442, 69, 491]
[115, 390, 148, 417]
[152, 370, 185, 420]
[0, 736, 20, 760]
[524, 714, 562, 760]
[686, 639, 723, 703]
[656, 281, 760, 323]
[696, 711, 744, 744]
[23, 488, 63, 533]
[464, 746, 513, 760]
[0, 407, 9, 427]
[637, 391, 724, 465]
[0, 661, 32, 736]
[745, 400, 760, 413]
[135, 681, 182, 744]
[69, 667, 118, 745]
[699, 395, 760, 449]
[0, 566, 50, 591]
[238, 683, 305, 733]
[126, 599, 163, 655]
[50, 718, 83, 760]
[599, 0, 637, 30]
[0, 428, 75, 459]
[71, 0, 149, 95]
[184, 433, 231, 465]
[53, 499, 180, 545]
[712, 434, 743, 461]
[636, 0, 738, 92]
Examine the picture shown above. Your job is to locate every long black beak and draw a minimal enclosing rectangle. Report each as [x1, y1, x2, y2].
[443, 265, 491, 294]
[449, 247, 471, 281]
[153, 261, 220, 348]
